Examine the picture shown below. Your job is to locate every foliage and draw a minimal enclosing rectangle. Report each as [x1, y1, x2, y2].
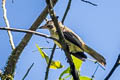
[36, 44, 91, 80]
[59, 55, 92, 80]
[36, 44, 92, 80]
[36, 44, 64, 69]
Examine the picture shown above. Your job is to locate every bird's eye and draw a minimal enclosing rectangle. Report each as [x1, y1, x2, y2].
[47, 25, 53, 29]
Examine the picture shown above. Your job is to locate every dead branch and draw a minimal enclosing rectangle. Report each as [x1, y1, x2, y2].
[2, 0, 15, 49]
[2, 0, 58, 78]
[46, 0, 80, 80]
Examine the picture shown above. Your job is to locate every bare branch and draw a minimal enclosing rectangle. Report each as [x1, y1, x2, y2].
[87, 58, 105, 70]
[32, 47, 60, 52]
[0, 27, 59, 42]
[45, 44, 56, 80]
[81, 0, 97, 6]
[62, 0, 72, 24]
[91, 65, 99, 79]
[22, 63, 34, 80]
[105, 54, 120, 80]
[44, 0, 71, 79]
[2, 0, 58, 77]
[44, 0, 72, 78]
[2, 0, 15, 49]
[40, 47, 59, 50]
[46, 0, 79, 80]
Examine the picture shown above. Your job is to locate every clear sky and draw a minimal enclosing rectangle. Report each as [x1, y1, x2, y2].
[0, 0, 120, 80]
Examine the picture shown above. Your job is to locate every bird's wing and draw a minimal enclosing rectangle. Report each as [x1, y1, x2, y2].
[63, 31, 83, 50]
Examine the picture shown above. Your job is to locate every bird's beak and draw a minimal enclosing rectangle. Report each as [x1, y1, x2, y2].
[39, 26, 48, 29]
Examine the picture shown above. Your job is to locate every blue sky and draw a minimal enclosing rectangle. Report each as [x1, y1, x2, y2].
[0, 0, 120, 80]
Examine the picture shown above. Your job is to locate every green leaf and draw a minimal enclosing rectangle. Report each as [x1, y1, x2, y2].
[62, 74, 71, 80]
[59, 67, 70, 79]
[69, 76, 92, 80]
[36, 44, 49, 63]
[36, 44, 47, 58]
[70, 77, 73, 80]
[72, 55, 83, 70]
[59, 74, 71, 80]
[36, 44, 64, 69]
[50, 61, 64, 69]
[80, 76, 92, 80]
[59, 55, 83, 80]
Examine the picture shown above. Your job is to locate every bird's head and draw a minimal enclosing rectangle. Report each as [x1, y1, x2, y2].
[39, 19, 63, 32]
[39, 19, 56, 30]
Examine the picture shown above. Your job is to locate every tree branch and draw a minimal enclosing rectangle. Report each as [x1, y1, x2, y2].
[46, 0, 80, 80]
[44, 0, 71, 79]
[2, 0, 15, 49]
[91, 64, 99, 79]
[2, 0, 58, 78]
[0, 27, 59, 42]
[81, 0, 97, 6]
[22, 63, 34, 80]
[45, 44, 56, 80]
[105, 54, 120, 80]
[61, 0, 72, 24]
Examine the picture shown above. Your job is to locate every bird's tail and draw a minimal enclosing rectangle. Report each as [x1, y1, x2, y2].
[83, 44, 106, 66]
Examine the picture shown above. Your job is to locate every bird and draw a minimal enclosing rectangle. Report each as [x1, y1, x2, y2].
[39, 20, 106, 66]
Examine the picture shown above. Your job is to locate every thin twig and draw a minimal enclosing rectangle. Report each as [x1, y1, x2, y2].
[12, 0, 14, 3]
[61, 0, 72, 24]
[22, 63, 34, 80]
[91, 64, 99, 79]
[32, 47, 60, 52]
[2, 0, 58, 77]
[2, 0, 15, 49]
[46, 0, 79, 80]
[87, 58, 105, 70]
[45, 0, 71, 79]
[81, 0, 97, 6]
[0, 27, 59, 42]
[45, 44, 56, 80]
[105, 54, 120, 80]
[40, 47, 59, 50]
